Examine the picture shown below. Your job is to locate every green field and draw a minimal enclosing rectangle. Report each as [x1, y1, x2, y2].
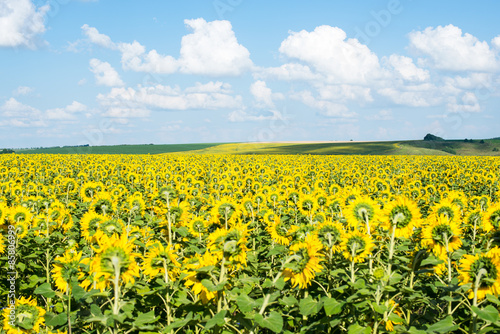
[10, 138, 500, 155]
[14, 143, 222, 155]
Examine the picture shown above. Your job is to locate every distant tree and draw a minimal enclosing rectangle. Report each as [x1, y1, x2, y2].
[479, 140, 485, 144]
[493, 147, 499, 152]
[424, 133, 444, 141]
[0, 149, 14, 154]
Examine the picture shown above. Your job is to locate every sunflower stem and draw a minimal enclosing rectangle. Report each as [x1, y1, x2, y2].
[217, 257, 226, 313]
[163, 260, 172, 327]
[364, 214, 373, 275]
[166, 192, 172, 243]
[350, 242, 357, 284]
[387, 221, 397, 279]
[443, 232, 453, 316]
[112, 257, 121, 316]
[472, 216, 478, 254]
[471, 268, 487, 334]
[68, 286, 72, 334]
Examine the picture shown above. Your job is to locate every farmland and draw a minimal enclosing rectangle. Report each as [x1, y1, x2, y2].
[1, 153, 500, 333]
[12, 138, 500, 156]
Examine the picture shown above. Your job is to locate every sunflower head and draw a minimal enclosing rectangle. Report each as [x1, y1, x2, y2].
[283, 235, 324, 289]
[2, 296, 46, 334]
[341, 230, 375, 263]
[458, 250, 500, 300]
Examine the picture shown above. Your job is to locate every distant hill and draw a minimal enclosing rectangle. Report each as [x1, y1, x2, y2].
[423, 133, 444, 141]
[12, 138, 500, 156]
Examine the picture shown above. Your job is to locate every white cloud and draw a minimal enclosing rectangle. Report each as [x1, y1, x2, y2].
[118, 40, 178, 73]
[0, 0, 49, 48]
[492, 36, 500, 50]
[250, 80, 284, 109]
[83, 18, 253, 76]
[384, 55, 430, 82]
[366, 110, 393, 121]
[253, 63, 319, 81]
[279, 25, 381, 84]
[0, 98, 46, 127]
[228, 109, 285, 122]
[377, 84, 443, 107]
[315, 84, 373, 103]
[178, 18, 253, 75]
[13, 86, 33, 96]
[89, 58, 124, 87]
[46, 101, 88, 120]
[447, 92, 481, 113]
[408, 24, 498, 72]
[291, 90, 356, 118]
[97, 81, 243, 118]
[81, 24, 116, 49]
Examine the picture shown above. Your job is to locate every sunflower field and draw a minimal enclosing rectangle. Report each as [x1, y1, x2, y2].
[1, 153, 500, 334]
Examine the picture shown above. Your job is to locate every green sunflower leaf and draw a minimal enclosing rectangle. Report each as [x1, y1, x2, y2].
[34, 283, 56, 298]
[254, 311, 283, 333]
[472, 305, 499, 323]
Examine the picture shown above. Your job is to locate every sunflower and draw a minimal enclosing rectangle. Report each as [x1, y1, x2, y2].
[2, 296, 45, 334]
[297, 194, 317, 217]
[344, 196, 380, 231]
[266, 215, 292, 246]
[94, 218, 125, 240]
[421, 216, 462, 260]
[210, 197, 241, 227]
[381, 196, 422, 239]
[79, 181, 101, 202]
[341, 230, 375, 263]
[282, 235, 324, 289]
[51, 249, 86, 293]
[80, 211, 106, 242]
[427, 198, 462, 225]
[89, 234, 140, 291]
[483, 203, 500, 233]
[90, 192, 116, 215]
[126, 195, 146, 216]
[458, 249, 500, 300]
[207, 223, 250, 269]
[183, 252, 219, 303]
[142, 242, 181, 282]
[8, 206, 32, 239]
[314, 221, 345, 253]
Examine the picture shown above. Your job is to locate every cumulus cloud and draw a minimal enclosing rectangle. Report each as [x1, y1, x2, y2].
[13, 86, 33, 96]
[492, 36, 500, 50]
[97, 81, 243, 118]
[81, 24, 116, 49]
[82, 18, 253, 76]
[384, 55, 430, 82]
[118, 40, 178, 73]
[250, 80, 284, 109]
[408, 24, 498, 72]
[228, 109, 285, 122]
[46, 101, 88, 120]
[253, 63, 319, 81]
[447, 92, 481, 113]
[377, 84, 443, 107]
[177, 18, 253, 75]
[291, 90, 356, 118]
[89, 58, 124, 87]
[279, 25, 381, 84]
[366, 110, 393, 121]
[0, 0, 49, 48]
[0, 98, 45, 127]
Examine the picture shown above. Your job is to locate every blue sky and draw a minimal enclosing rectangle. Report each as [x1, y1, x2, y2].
[1, 0, 500, 148]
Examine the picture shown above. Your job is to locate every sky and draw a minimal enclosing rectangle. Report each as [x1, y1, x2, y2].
[1, 0, 500, 148]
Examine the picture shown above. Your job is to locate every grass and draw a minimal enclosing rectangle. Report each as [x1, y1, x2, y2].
[11, 138, 500, 156]
[15, 143, 222, 155]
